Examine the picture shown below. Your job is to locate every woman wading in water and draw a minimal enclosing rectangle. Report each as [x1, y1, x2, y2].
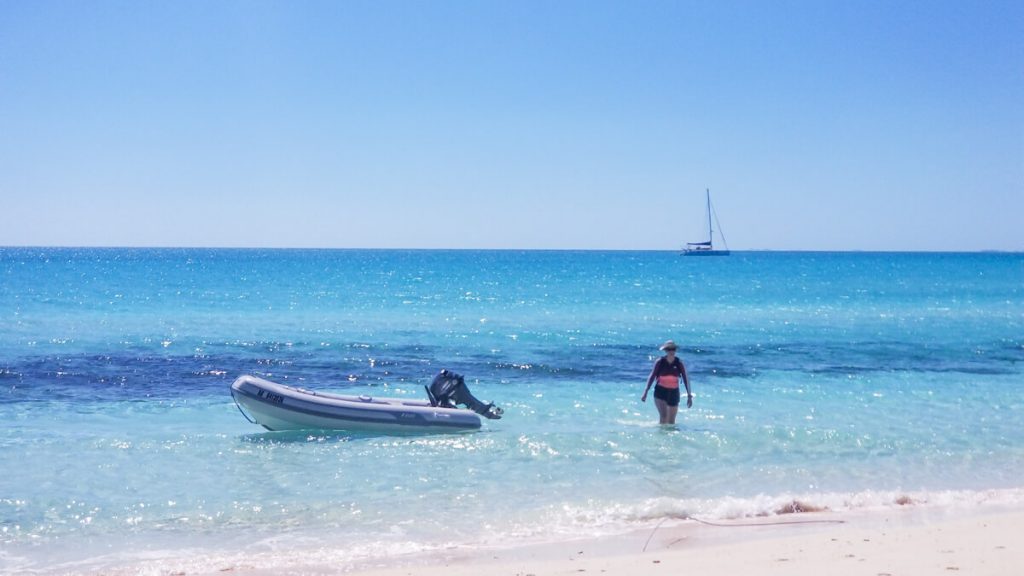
[641, 340, 692, 424]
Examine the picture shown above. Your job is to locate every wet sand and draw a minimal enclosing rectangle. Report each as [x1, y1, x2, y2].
[349, 505, 1021, 576]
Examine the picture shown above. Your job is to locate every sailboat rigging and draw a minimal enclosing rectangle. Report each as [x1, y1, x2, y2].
[683, 189, 730, 256]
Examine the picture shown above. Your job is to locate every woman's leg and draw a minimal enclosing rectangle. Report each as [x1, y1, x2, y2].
[666, 404, 679, 424]
[654, 398, 669, 424]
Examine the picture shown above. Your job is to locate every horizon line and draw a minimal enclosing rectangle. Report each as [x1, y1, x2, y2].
[0, 245, 1021, 255]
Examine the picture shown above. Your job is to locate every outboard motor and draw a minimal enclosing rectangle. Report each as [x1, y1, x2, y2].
[428, 370, 503, 419]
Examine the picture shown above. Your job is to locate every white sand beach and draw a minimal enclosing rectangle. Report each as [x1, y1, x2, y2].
[350, 505, 1022, 576]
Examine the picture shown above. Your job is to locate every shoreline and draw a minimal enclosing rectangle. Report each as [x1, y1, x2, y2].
[345, 504, 1022, 576]
[17, 488, 1024, 575]
[18, 490, 1024, 574]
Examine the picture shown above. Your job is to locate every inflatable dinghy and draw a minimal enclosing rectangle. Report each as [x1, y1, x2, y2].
[230, 371, 502, 433]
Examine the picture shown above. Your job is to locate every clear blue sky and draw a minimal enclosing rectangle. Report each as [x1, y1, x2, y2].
[1, 1, 1021, 251]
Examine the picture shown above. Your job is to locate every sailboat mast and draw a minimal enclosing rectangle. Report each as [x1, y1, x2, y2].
[706, 188, 713, 246]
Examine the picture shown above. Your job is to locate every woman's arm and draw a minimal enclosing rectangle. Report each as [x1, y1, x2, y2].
[681, 361, 693, 408]
[641, 359, 660, 401]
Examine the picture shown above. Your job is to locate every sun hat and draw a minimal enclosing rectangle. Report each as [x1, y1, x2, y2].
[659, 340, 678, 351]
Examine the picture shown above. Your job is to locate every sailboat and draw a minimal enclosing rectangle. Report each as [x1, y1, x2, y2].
[683, 188, 730, 256]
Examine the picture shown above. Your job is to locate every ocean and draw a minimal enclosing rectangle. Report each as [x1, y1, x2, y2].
[1, 248, 1022, 574]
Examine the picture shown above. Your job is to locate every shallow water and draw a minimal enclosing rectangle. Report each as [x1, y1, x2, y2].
[1, 249, 1022, 573]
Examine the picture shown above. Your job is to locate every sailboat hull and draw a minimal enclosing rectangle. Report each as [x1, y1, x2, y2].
[683, 249, 731, 256]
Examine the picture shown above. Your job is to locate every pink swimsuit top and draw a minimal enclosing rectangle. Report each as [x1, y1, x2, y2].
[657, 374, 680, 389]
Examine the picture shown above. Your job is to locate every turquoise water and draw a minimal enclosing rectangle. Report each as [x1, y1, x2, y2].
[1, 249, 1022, 573]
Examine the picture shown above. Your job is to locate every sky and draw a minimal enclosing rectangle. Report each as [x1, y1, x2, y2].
[1, 0, 1021, 251]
